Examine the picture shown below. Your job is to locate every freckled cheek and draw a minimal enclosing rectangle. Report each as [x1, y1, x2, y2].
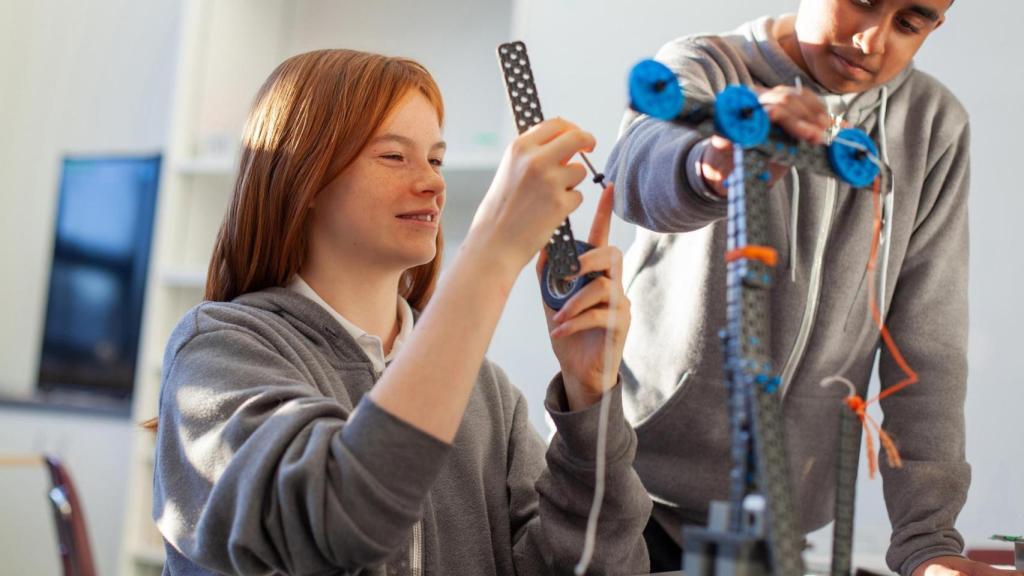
[360, 173, 412, 223]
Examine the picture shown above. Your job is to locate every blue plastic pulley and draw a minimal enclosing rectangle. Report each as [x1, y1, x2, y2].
[828, 127, 881, 188]
[628, 59, 684, 121]
[541, 241, 597, 311]
[714, 85, 770, 147]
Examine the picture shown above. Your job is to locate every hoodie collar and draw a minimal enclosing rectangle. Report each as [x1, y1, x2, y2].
[232, 286, 389, 366]
[285, 275, 414, 374]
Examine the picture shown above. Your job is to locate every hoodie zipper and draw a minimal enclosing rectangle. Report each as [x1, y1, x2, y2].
[780, 176, 837, 396]
[410, 520, 423, 576]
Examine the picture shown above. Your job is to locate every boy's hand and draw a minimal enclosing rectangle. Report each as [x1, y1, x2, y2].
[698, 85, 831, 197]
[913, 555, 1023, 576]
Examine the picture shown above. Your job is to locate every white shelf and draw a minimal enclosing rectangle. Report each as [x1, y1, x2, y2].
[174, 155, 235, 176]
[444, 152, 503, 172]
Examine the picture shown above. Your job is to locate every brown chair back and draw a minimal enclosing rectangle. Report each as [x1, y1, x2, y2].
[43, 456, 97, 576]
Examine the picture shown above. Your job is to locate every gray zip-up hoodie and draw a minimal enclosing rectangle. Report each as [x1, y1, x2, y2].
[152, 287, 652, 575]
[606, 16, 970, 576]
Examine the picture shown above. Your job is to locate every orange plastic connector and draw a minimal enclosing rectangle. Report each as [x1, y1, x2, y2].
[725, 246, 779, 267]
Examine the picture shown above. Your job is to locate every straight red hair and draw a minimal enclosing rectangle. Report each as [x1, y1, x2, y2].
[205, 49, 445, 309]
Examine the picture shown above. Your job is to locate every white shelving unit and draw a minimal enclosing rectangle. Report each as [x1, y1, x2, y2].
[120, 0, 516, 573]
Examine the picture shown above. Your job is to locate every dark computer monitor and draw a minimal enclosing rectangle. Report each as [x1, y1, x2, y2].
[37, 154, 161, 401]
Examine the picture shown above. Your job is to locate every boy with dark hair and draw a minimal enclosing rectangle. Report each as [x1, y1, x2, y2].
[607, 2, 1014, 575]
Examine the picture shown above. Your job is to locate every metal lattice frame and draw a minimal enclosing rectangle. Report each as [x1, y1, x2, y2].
[663, 96, 882, 576]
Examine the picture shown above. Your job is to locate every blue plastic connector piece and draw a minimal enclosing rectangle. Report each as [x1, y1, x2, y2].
[628, 59, 684, 121]
[714, 85, 770, 147]
[828, 127, 881, 188]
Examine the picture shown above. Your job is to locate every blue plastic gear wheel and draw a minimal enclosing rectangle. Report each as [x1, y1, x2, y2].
[828, 127, 880, 188]
[714, 85, 770, 147]
[541, 241, 596, 311]
[628, 59, 684, 121]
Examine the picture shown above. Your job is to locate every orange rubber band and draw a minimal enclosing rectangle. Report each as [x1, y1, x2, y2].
[844, 177, 918, 479]
[725, 246, 778, 267]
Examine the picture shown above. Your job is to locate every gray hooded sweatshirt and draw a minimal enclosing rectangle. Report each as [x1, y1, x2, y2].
[605, 16, 970, 576]
[152, 287, 652, 575]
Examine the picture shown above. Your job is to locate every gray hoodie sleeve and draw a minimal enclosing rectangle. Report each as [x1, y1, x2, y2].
[879, 124, 972, 576]
[153, 326, 452, 575]
[506, 371, 652, 575]
[607, 36, 755, 233]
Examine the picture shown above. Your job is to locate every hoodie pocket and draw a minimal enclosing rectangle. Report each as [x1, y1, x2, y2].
[634, 371, 693, 431]
[631, 370, 733, 512]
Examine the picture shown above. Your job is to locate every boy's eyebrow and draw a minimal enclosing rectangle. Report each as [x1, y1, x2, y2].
[368, 133, 447, 151]
[907, 4, 941, 22]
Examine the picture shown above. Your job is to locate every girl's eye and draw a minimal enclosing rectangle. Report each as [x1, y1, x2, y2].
[430, 158, 444, 168]
[381, 154, 404, 161]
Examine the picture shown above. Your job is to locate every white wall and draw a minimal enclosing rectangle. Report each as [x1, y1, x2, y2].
[0, 1, 180, 575]
[0, 0, 180, 396]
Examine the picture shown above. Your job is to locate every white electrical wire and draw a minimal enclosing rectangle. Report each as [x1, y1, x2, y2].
[574, 246, 621, 576]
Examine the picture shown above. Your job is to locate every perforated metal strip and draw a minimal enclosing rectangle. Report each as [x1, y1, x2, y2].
[831, 406, 862, 576]
[497, 41, 580, 278]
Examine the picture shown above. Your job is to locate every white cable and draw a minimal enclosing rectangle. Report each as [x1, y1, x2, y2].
[573, 301, 618, 574]
[820, 374, 858, 398]
[574, 249, 621, 576]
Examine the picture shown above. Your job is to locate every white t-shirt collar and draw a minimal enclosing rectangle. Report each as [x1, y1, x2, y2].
[287, 275, 413, 374]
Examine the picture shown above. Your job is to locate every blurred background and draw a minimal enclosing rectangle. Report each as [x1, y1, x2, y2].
[0, 0, 1020, 574]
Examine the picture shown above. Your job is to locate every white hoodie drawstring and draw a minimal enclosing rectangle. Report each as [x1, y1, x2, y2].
[789, 167, 800, 282]
[876, 85, 894, 317]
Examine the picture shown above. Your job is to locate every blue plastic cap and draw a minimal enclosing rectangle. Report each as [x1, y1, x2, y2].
[714, 85, 769, 147]
[828, 127, 881, 187]
[629, 59, 684, 121]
